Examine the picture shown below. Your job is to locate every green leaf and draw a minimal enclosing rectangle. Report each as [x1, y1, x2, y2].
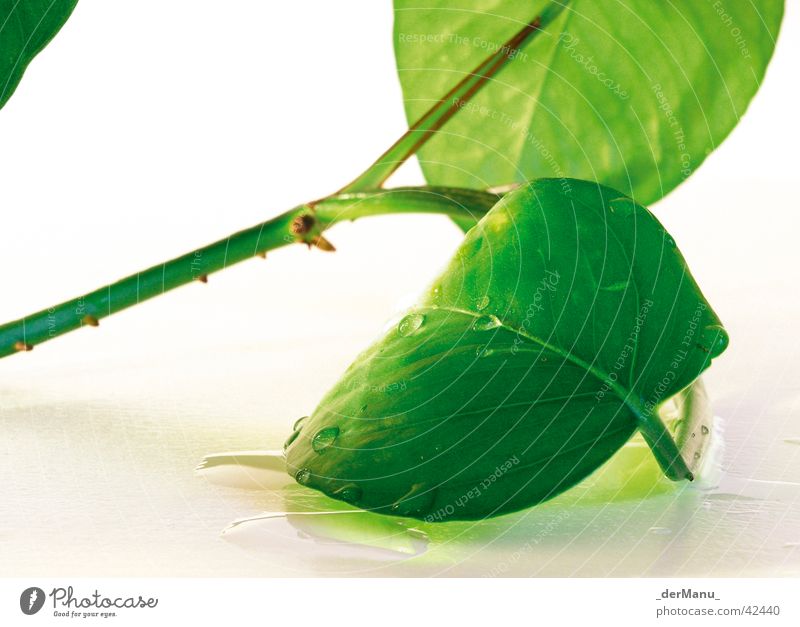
[285, 178, 728, 521]
[1, 0, 78, 111]
[393, 0, 783, 205]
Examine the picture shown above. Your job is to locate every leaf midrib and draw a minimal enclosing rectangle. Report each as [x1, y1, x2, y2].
[418, 304, 645, 422]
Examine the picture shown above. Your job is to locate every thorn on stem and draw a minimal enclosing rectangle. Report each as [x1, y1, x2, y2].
[14, 341, 33, 352]
[256, 252, 267, 259]
[83, 315, 99, 327]
[197, 274, 208, 283]
[311, 235, 336, 252]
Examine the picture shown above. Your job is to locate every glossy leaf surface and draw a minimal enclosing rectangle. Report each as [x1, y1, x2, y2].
[286, 178, 728, 521]
[0, 0, 78, 111]
[393, 0, 783, 205]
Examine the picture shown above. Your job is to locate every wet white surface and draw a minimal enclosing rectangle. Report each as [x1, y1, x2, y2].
[1, 269, 799, 576]
[1, 1, 799, 577]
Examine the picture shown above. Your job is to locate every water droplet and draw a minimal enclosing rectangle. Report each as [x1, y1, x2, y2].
[334, 484, 363, 504]
[293, 416, 308, 431]
[473, 314, 501, 331]
[312, 426, 340, 452]
[295, 468, 312, 485]
[475, 344, 487, 357]
[693, 452, 702, 460]
[283, 430, 299, 450]
[397, 313, 425, 337]
[665, 235, 676, 247]
[701, 425, 710, 435]
[476, 295, 491, 311]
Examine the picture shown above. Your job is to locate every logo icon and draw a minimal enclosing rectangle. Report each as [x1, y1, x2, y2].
[20, 587, 46, 615]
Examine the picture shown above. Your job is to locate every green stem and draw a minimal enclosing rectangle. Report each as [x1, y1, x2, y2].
[0, 3, 571, 359]
[337, 2, 569, 193]
[0, 187, 498, 358]
[627, 395, 693, 481]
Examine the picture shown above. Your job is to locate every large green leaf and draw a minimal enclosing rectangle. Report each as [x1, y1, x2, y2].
[1, 0, 78, 111]
[393, 0, 783, 205]
[285, 178, 728, 521]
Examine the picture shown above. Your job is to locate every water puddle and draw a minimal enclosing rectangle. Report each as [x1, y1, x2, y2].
[222, 510, 429, 562]
[197, 422, 729, 567]
[195, 392, 800, 574]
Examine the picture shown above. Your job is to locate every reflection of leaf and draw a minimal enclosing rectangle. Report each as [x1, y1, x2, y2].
[1, 0, 79, 111]
[286, 179, 728, 521]
[393, 0, 783, 205]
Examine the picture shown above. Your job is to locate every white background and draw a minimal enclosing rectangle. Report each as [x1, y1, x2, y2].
[0, 0, 799, 592]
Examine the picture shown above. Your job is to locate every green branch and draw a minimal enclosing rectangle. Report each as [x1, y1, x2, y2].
[0, 187, 498, 358]
[337, 3, 569, 193]
[0, 3, 569, 359]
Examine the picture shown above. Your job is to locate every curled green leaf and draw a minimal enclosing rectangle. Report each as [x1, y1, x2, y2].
[285, 178, 728, 521]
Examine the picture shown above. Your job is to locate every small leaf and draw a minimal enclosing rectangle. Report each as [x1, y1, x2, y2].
[393, 0, 783, 205]
[1, 0, 79, 111]
[286, 178, 728, 521]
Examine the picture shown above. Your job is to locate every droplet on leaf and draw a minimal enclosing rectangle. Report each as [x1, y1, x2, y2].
[473, 314, 501, 331]
[398, 313, 425, 337]
[312, 426, 340, 452]
[295, 468, 312, 485]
